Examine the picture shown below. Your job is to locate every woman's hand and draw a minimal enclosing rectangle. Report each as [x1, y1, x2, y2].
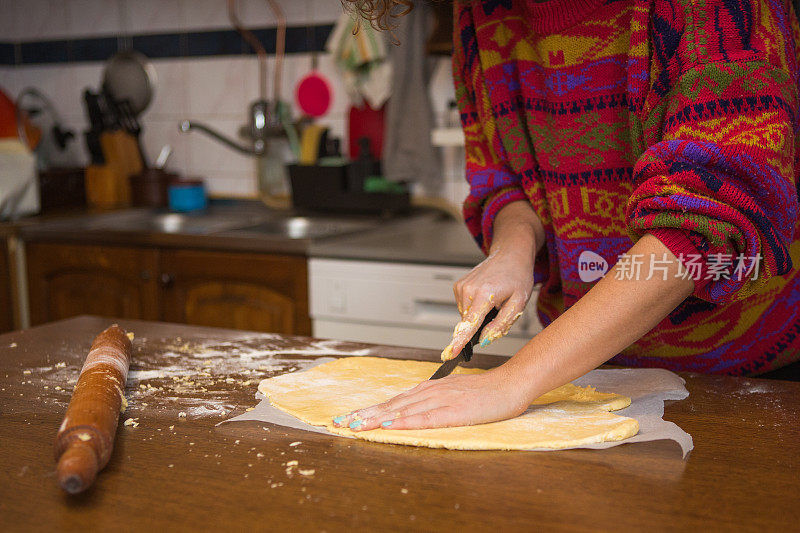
[442, 201, 544, 360]
[331, 366, 532, 431]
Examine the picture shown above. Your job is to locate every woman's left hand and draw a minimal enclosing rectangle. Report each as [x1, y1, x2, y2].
[331, 367, 532, 432]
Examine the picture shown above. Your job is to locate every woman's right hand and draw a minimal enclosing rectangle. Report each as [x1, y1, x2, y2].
[441, 201, 544, 361]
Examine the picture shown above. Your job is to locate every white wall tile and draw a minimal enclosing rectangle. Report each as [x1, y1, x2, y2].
[66, 0, 123, 38]
[0, 0, 19, 41]
[61, 62, 104, 120]
[272, 53, 312, 114]
[44, 112, 90, 167]
[186, 56, 251, 118]
[240, 0, 308, 27]
[122, 0, 183, 34]
[144, 59, 188, 119]
[139, 117, 190, 171]
[0, 67, 17, 97]
[204, 171, 258, 197]
[185, 117, 256, 175]
[309, 0, 344, 24]
[15, 0, 70, 41]
[14, 65, 79, 118]
[182, 0, 232, 31]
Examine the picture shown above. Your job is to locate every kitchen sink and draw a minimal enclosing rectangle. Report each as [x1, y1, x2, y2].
[78, 210, 269, 235]
[225, 216, 382, 240]
[27, 205, 385, 241]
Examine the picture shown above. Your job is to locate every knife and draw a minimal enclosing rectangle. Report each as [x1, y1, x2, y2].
[429, 308, 499, 380]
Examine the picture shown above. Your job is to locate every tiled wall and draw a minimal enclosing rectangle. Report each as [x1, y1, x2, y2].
[0, 0, 466, 203]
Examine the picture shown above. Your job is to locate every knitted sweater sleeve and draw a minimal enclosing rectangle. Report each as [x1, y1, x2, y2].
[626, 0, 799, 303]
[454, 2, 530, 255]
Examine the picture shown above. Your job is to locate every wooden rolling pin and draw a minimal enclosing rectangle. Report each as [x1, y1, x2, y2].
[54, 325, 132, 494]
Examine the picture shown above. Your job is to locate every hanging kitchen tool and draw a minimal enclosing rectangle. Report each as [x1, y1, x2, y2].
[295, 25, 332, 118]
[102, 50, 156, 166]
[102, 50, 156, 116]
[348, 102, 385, 159]
[1, 86, 41, 149]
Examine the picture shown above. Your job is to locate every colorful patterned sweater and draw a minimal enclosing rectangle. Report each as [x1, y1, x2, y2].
[454, 0, 800, 375]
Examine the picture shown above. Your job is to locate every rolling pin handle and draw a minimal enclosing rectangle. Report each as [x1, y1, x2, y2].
[57, 442, 98, 494]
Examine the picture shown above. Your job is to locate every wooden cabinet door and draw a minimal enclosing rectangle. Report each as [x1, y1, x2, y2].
[160, 250, 310, 335]
[26, 243, 159, 325]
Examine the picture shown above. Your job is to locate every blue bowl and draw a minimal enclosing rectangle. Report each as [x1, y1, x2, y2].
[168, 181, 207, 212]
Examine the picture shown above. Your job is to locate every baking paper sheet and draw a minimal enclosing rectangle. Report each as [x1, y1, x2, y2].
[221, 359, 693, 457]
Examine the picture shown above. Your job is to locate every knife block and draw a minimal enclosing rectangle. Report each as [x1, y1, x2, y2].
[85, 131, 141, 209]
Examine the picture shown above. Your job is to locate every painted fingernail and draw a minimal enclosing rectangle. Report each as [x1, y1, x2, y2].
[479, 337, 490, 347]
[381, 420, 393, 427]
[333, 415, 346, 425]
[349, 420, 363, 429]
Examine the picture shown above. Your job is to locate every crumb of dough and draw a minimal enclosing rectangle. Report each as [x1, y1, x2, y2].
[126, 332, 135, 341]
[55, 386, 62, 391]
[256, 452, 264, 458]
[245, 407, 254, 412]
[178, 412, 186, 418]
[124, 418, 139, 428]
[9, 343, 16, 348]
[77, 433, 91, 441]
[298, 469, 315, 476]
[289, 441, 301, 447]
[401, 488, 408, 494]
[55, 362, 66, 369]
[286, 460, 298, 466]
[120, 395, 128, 413]
[22, 370, 30, 375]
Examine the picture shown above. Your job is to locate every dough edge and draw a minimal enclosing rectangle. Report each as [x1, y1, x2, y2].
[259, 357, 640, 450]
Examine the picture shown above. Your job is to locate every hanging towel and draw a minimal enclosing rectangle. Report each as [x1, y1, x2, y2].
[326, 13, 392, 108]
[382, 3, 440, 188]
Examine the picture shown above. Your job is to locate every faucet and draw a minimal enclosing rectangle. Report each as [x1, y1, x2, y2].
[179, 99, 281, 156]
[179, 0, 288, 157]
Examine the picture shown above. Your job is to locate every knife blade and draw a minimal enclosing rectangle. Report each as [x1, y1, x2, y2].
[429, 308, 499, 380]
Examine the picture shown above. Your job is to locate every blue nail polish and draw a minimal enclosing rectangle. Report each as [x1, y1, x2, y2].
[349, 420, 363, 429]
[333, 415, 345, 425]
[381, 420, 393, 427]
[480, 338, 490, 347]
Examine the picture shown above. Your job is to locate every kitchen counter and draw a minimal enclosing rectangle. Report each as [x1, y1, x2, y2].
[2, 316, 798, 530]
[6, 202, 483, 265]
[310, 213, 484, 267]
[14, 203, 382, 256]
[9, 202, 483, 266]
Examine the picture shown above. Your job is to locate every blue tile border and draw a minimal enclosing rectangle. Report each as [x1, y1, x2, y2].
[0, 24, 334, 66]
[0, 42, 14, 65]
[131, 33, 184, 59]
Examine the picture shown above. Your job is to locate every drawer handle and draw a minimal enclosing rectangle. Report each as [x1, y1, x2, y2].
[159, 273, 175, 288]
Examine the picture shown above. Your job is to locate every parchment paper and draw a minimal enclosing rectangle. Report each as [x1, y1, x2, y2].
[221, 359, 693, 457]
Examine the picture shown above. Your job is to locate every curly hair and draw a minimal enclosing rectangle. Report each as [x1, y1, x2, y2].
[341, 0, 415, 31]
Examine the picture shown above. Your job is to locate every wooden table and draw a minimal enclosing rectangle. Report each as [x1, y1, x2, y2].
[1, 316, 798, 531]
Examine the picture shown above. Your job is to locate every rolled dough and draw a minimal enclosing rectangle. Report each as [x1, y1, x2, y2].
[258, 357, 639, 450]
